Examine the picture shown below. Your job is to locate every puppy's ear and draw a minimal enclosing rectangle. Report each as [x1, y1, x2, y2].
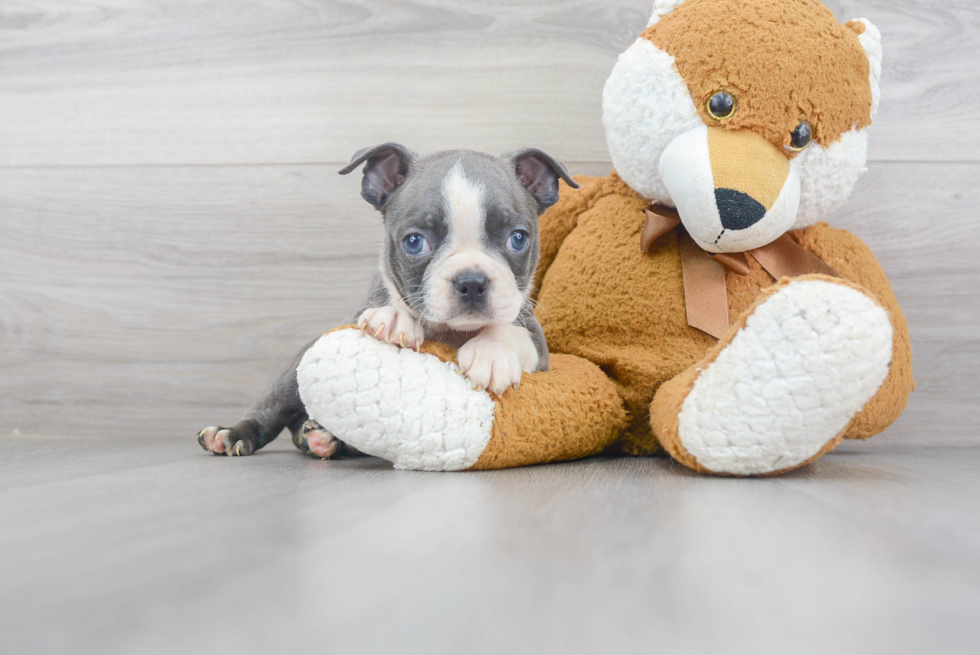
[510, 148, 580, 214]
[339, 143, 416, 210]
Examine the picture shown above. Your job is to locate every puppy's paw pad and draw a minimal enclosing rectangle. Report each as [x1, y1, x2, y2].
[295, 419, 340, 459]
[196, 426, 252, 457]
[357, 307, 424, 350]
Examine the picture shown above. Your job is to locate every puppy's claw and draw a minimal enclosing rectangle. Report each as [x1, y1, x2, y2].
[457, 325, 537, 396]
[357, 307, 424, 351]
[197, 425, 253, 457]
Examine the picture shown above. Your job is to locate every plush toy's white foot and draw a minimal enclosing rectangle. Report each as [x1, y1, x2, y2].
[675, 279, 893, 475]
[296, 329, 495, 471]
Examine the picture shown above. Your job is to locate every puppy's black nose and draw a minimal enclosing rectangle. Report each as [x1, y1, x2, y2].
[715, 188, 767, 231]
[453, 272, 489, 306]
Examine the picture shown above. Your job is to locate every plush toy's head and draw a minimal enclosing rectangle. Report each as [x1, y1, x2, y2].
[603, 0, 882, 253]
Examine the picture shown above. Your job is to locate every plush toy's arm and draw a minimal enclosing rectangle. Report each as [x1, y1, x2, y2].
[533, 175, 606, 296]
[795, 222, 914, 439]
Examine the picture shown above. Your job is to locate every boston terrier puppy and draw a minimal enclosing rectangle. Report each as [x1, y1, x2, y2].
[197, 144, 579, 458]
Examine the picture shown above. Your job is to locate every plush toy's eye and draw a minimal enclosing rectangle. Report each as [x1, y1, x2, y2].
[787, 121, 813, 152]
[707, 92, 736, 120]
[507, 230, 530, 253]
[403, 233, 430, 256]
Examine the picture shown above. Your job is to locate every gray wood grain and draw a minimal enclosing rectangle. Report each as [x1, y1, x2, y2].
[1, 0, 977, 166]
[0, 0, 977, 446]
[0, 164, 383, 436]
[1, 435, 979, 654]
[1, 161, 976, 444]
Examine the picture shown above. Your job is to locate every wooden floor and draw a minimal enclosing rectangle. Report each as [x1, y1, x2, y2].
[2, 434, 979, 654]
[1, 2, 979, 652]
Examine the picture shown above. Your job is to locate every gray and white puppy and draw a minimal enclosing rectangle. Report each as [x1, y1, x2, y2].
[197, 144, 578, 458]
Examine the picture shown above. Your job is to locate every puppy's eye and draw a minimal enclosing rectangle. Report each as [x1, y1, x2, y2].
[507, 230, 530, 253]
[707, 92, 736, 120]
[787, 121, 813, 152]
[402, 233, 430, 256]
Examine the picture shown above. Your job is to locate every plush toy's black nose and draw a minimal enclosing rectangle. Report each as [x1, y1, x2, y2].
[453, 271, 490, 308]
[715, 188, 767, 231]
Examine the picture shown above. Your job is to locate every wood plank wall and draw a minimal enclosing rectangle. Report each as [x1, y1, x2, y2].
[1, 1, 977, 444]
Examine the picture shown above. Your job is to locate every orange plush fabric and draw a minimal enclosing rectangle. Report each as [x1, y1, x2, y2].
[535, 176, 913, 457]
[471, 354, 627, 470]
[644, 0, 873, 152]
[311, 0, 911, 476]
[650, 275, 890, 476]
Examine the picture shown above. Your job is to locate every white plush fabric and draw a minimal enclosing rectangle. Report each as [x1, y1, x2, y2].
[605, 14, 881, 231]
[854, 18, 883, 119]
[791, 127, 868, 229]
[677, 280, 893, 475]
[297, 329, 495, 471]
[660, 124, 802, 253]
[657, 124, 719, 235]
[787, 18, 882, 229]
[646, 0, 687, 27]
[603, 37, 702, 203]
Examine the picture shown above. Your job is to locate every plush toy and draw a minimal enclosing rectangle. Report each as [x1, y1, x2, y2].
[297, 0, 913, 475]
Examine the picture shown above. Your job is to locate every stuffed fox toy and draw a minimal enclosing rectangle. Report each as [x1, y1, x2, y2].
[297, 0, 913, 476]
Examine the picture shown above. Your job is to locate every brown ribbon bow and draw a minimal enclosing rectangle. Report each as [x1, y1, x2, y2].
[641, 204, 840, 340]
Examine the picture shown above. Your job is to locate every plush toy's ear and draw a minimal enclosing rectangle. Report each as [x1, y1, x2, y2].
[338, 143, 416, 210]
[847, 18, 883, 119]
[647, 0, 687, 27]
[509, 148, 580, 214]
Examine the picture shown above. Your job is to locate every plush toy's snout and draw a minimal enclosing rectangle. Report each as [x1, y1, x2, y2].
[659, 124, 801, 254]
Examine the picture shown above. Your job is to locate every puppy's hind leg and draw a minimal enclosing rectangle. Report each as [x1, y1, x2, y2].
[291, 418, 365, 460]
[197, 342, 312, 457]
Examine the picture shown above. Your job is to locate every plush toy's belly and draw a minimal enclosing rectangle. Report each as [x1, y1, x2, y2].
[535, 190, 778, 454]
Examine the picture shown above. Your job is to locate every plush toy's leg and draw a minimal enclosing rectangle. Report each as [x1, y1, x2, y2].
[297, 329, 627, 471]
[650, 275, 894, 476]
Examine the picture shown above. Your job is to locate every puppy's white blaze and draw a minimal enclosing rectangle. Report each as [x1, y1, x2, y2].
[425, 161, 524, 326]
[443, 161, 485, 249]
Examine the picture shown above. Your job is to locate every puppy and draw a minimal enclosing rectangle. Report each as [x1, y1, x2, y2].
[197, 144, 579, 458]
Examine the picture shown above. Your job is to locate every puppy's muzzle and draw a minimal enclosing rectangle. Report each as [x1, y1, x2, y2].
[453, 270, 490, 310]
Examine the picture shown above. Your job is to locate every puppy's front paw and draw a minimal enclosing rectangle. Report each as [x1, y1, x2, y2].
[197, 425, 253, 456]
[357, 306, 424, 350]
[458, 326, 539, 395]
[458, 342, 522, 395]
